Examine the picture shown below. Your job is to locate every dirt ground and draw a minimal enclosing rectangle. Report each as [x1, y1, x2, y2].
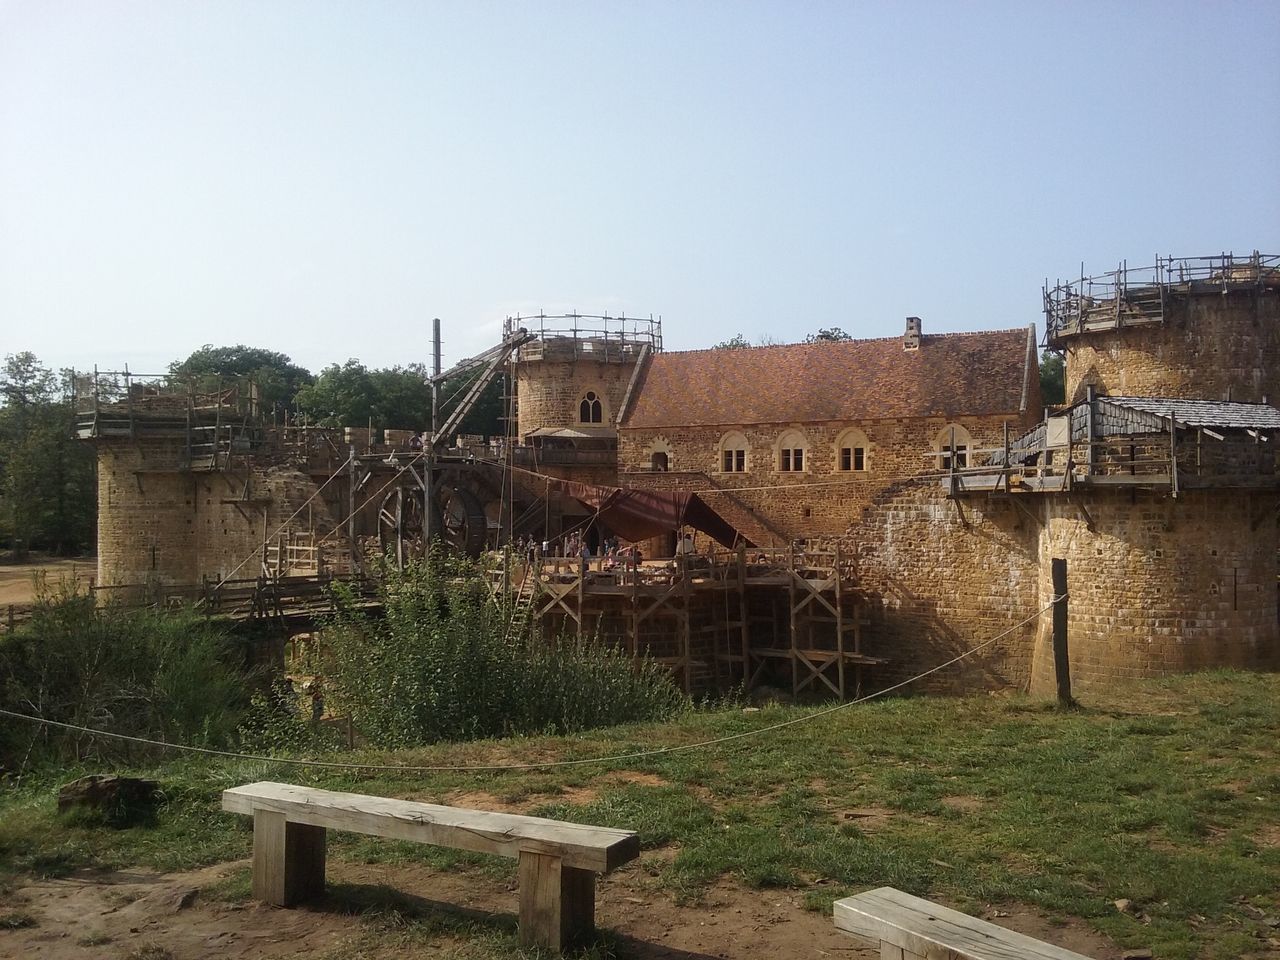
[0, 556, 95, 606]
[0, 857, 1125, 960]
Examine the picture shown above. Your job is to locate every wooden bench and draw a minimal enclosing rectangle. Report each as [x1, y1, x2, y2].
[223, 781, 640, 952]
[833, 887, 1095, 960]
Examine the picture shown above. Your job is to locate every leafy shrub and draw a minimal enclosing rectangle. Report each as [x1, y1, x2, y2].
[322, 552, 688, 747]
[0, 587, 250, 769]
[237, 681, 330, 753]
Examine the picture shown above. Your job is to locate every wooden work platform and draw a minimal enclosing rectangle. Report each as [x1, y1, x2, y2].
[500, 544, 881, 699]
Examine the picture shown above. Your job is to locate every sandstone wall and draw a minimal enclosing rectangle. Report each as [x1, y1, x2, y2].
[846, 482, 1040, 694]
[620, 413, 1028, 542]
[515, 357, 638, 438]
[1064, 287, 1280, 404]
[97, 437, 337, 588]
[97, 439, 197, 587]
[1030, 489, 1280, 696]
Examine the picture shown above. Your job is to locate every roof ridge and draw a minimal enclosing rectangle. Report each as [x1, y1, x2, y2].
[669, 327, 1027, 356]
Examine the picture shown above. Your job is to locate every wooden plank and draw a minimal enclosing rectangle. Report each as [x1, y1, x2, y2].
[252, 809, 325, 906]
[834, 888, 1095, 960]
[225, 782, 638, 872]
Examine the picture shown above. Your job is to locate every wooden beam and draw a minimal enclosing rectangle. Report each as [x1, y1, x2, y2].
[251, 809, 325, 907]
[834, 887, 1093, 960]
[224, 783, 638, 872]
[1052, 558, 1074, 708]
[518, 851, 596, 952]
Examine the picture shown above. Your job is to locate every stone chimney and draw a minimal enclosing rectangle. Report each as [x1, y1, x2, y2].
[904, 316, 922, 351]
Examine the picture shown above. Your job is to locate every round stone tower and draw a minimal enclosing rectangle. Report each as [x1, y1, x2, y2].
[1046, 253, 1280, 404]
[1029, 489, 1279, 695]
[96, 436, 198, 587]
[1026, 252, 1280, 696]
[510, 313, 660, 441]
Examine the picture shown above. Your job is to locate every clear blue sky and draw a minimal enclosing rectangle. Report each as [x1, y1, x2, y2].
[3, 0, 1278, 376]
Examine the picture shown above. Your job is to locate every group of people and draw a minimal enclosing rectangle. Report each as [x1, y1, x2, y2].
[511, 531, 646, 570]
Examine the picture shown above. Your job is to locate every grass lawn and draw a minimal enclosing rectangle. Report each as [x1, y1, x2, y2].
[1, 670, 1278, 959]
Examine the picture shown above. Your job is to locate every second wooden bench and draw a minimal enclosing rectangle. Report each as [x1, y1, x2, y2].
[834, 886, 1096, 960]
[222, 780, 640, 953]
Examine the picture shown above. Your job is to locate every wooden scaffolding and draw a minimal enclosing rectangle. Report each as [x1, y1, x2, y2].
[503, 543, 884, 698]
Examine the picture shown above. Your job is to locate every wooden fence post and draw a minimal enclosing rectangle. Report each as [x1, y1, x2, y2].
[1051, 558, 1074, 707]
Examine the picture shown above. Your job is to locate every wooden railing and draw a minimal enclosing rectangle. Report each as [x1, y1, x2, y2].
[86, 572, 377, 623]
[1044, 251, 1279, 342]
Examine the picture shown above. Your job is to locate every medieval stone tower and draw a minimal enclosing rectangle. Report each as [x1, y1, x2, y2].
[508, 313, 660, 486]
[1052, 253, 1280, 405]
[1024, 253, 1280, 694]
[77, 372, 335, 590]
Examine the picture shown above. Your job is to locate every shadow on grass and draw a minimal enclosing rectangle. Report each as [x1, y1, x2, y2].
[311, 881, 722, 960]
[319, 880, 513, 931]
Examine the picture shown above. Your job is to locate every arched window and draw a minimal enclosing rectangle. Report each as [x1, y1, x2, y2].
[935, 424, 972, 470]
[719, 431, 749, 473]
[834, 427, 870, 472]
[644, 437, 673, 472]
[578, 391, 603, 424]
[776, 428, 808, 473]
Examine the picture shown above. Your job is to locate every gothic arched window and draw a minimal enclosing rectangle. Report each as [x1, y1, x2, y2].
[579, 391, 603, 424]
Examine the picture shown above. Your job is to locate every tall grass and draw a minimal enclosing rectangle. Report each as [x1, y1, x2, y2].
[323, 552, 688, 747]
[0, 587, 250, 770]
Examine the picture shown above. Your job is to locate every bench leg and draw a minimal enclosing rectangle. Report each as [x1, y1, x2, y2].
[252, 809, 326, 907]
[880, 943, 924, 960]
[518, 851, 596, 952]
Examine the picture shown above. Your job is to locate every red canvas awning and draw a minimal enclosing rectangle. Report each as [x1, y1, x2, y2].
[559, 481, 749, 548]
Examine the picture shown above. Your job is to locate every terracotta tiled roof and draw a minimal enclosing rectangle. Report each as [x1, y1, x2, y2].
[621, 328, 1036, 429]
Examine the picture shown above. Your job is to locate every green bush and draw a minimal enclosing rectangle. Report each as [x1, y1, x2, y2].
[323, 552, 688, 747]
[0, 588, 250, 769]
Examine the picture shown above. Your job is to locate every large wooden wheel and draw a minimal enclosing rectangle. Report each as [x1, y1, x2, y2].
[377, 483, 488, 563]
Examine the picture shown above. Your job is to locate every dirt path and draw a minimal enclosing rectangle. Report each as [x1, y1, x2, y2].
[0, 857, 1123, 960]
[0, 557, 95, 606]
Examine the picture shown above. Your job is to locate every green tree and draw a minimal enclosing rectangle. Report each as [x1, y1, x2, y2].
[294, 359, 377, 427]
[0, 354, 96, 554]
[369, 365, 433, 429]
[170, 344, 313, 416]
[1040, 350, 1065, 405]
[295, 361, 442, 431]
[805, 327, 853, 343]
[712, 334, 753, 349]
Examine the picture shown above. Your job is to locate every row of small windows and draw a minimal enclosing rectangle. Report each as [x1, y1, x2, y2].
[717, 426, 971, 474]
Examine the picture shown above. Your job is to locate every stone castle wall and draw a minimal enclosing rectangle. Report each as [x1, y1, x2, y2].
[1064, 286, 1280, 404]
[97, 439, 198, 587]
[1029, 489, 1280, 695]
[848, 483, 1040, 693]
[620, 412, 1033, 542]
[96, 436, 336, 588]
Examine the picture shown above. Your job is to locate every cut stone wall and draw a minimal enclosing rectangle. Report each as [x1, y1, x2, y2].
[1064, 287, 1280, 404]
[1029, 489, 1280, 695]
[621, 413, 1031, 542]
[96, 436, 336, 588]
[97, 439, 197, 587]
[515, 357, 638, 438]
[845, 481, 1040, 693]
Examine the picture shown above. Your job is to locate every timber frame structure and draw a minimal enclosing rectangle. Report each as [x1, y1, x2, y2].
[498, 544, 881, 697]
